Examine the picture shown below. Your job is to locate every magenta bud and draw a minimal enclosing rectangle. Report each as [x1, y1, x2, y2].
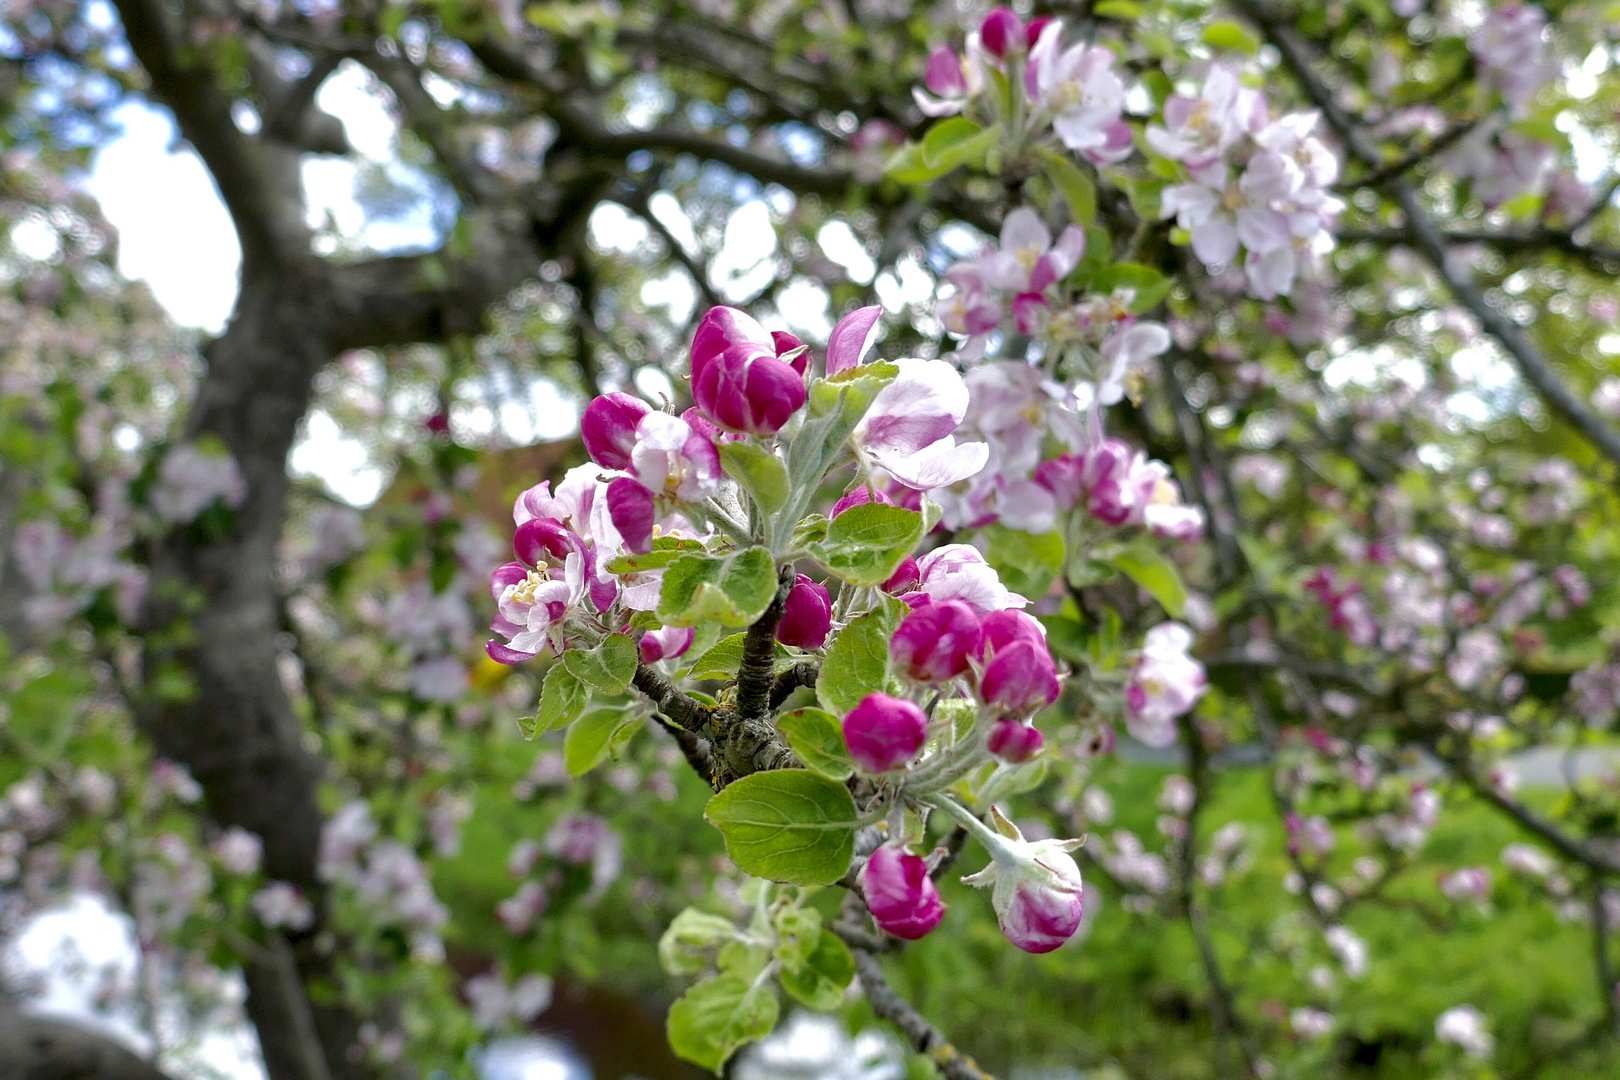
[987, 718, 1045, 763]
[981, 640, 1061, 716]
[639, 625, 695, 664]
[981, 609, 1047, 654]
[777, 574, 833, 650]
[513, 518, 575, 567]
[692, 343, 807, 436]
[690, 306, 772, 386]
[831, 486, 894, 519]
[843, 692, 929, 773]
[1025, 15, 1053, 45]
[605, 477, 657, 554]
[859, 844, 947, 940]
[581, 393, 652, 470]
[771, 330, 811, 375]
[890, 600, 983, 683]
[883, 556, 921, 595]
[924, 45, 968, 98]
[999, 862, 1084, 953]
[980, 7, 1025, 57]
[1033, 454, 1086, 512]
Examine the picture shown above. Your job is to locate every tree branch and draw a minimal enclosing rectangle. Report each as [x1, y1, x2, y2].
[0, 1007, 176, 1080]
[769, 661, 820, 710]
[735, 568, 794, 721]
[633, 662, 713, 733]
[848, 946, 996, 1080]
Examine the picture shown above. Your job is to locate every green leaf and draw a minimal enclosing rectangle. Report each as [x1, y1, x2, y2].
[772, 906, 822, 970]
[1091, 263, 1173, 313]
[523, 664, 587, 739]
[687, 633, 796, 682]
[659, 908, 740, 975]
[982, 523, 1066, 600]
[666, 973, 780, 1073]
[564, 706, 640, 776]
[1105, 541, 1188, 618]
[605, 536, 709, 574]
[719, 442, 789, 517]
[1035, 146, 1097, 226]
[1202, 21, 1261, 55]
[885, 142, 949, 184]
[776, 708, 855, 780]
[921, 118, 1001, 172]
[816, 603, 903, 716]
[1093, 0, 1144, 17]
[658, 547, 780, 628]
[807, 504, 923, 586]
[779, 930, 856, 1012]
[704, 771, 858, 885]
[563, 633, 637, 695]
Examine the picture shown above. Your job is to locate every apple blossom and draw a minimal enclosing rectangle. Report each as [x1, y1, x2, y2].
[843, 693, 930, 772]
[1126, 623, 1207, 746]
[1029, 23, 1131, 163]
[859, 844, 947, 940]
[890, 600, 984, 683]
[581, 392, 653, 470]
[776, 574, 833, 650]
[987, 718, 1045, 762]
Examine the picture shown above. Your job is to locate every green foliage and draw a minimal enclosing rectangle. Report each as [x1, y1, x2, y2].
[807, 503, 924, 586]
[524, 664, 588, 739]
[657, 547, 780, 628]
[775, 708, 856, 780]
[703, 771, 859, 885]
[816, 601, 904, 717]
[666, 972, 781, 1072]
[562, 633, 638, 695]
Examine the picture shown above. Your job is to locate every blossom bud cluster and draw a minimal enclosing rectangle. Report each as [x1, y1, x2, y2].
[1151, 65, 1343, 299]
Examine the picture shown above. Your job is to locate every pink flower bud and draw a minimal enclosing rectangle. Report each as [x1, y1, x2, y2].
[777, 575, 833, 650]
[831, 486, 894, 518]
[581, 393, 652, 470]
[924, 45, 968, 98]
[692, 343, 807, 435]
[513, 518, 575, 567]
[690, 306, 772, 385]
[639, 625, 695, 664]
[891, 600, 983, 682]
[842, 693, 929, 773]
[981, 609, 1046, 653]
[859, 844, 947, 940]
[987, 719, 1044, 763]
[771, 330, 811, 375]
[958, 807, 1084, 954]
[980, 7, 1025, 57]
[980, 640, 1061, 715]
[1033, 453, 1085, 511]
[883, 556, 921, 595]
[605, 477, 657, 554]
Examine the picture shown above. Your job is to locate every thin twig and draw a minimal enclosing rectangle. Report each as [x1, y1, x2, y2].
[848, 946, 996, 1080]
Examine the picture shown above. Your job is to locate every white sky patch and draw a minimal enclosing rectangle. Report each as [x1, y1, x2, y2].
[776, 276, 832, 340]
[875, 254, 935, 312]
[85, 100, 241, 332]
[710, 200, 777, 301]
[589, 202, 651, 254]
[817, 220, 875, 284]
[7, 892, 266, 1079]
[642, 268, 698, 325]
[289, 409, 388, 505]
[9, 212, 61, 261]
[647, 191, 699, 255]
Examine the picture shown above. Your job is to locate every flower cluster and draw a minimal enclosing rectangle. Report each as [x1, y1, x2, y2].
[1151, 65, 1343, 299]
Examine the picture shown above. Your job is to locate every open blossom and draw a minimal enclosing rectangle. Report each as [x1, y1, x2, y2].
[1126, 624, 1207, 746]
[1029, 22, 1130, 163]
[907, 545, 1028, 613]
[252, 881, 314, 931]
[211, 827, 263, 876]
[981, 209, 1086, 296]
[1435, 1005, 1494, 1058]
[960, 806, 1085, 953]
[581, 392, 652, 471]
[860, 844, 947, 940]
[913, 39, 988, 117]
[1445, 122, 1554, 207]
[1470, 5, 1554, 115]
[603, 410, 722, 553]
[1146, 64, 1264, 173]
[1096, 321, 1172, 405]
[851, 359, 989, 491]
[150, 442, 247, 524]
